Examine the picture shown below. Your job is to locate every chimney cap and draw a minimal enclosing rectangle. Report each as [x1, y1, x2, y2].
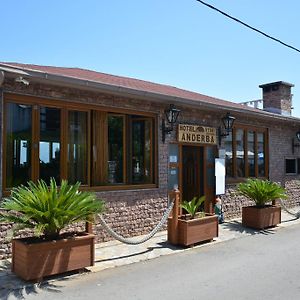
[259, 81, 294, 89]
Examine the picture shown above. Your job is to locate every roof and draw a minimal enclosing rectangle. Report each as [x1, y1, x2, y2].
[0, 62, 299, 122]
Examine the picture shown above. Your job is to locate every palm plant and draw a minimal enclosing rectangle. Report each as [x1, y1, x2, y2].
[0, 178, 105, 240]
[181, 196, 205, 219]
[237, 178, 287, 207]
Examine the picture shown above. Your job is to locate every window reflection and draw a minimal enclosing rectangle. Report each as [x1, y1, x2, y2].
[224, 131, 233, 177]
[68, 111, 88, 184]
[248, 131, 255, 176]
[108, 115, 124, 184]
[257, 132, 265, 176]
[6, 103, 32, 187]
[236, 129, 245, 177]
[39, 107, 61, 184]
[131, 118, 152, 184]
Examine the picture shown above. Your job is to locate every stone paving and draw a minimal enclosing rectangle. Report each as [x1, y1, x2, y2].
[1, 209, 300, 298]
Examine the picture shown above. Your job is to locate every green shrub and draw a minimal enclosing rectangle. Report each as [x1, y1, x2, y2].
[0, 178, 105, 239]
[237, 179, 287, 207]
[181, 196, 205, 219]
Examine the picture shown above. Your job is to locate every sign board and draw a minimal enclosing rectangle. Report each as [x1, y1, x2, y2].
[178, 124, 217, 145]
[215, 158, 225, 195]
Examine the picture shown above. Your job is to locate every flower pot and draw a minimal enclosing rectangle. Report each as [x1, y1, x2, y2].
[11, 233, 95, 281]
[177, 214, 218, 246]
[242, 205, 281, 230]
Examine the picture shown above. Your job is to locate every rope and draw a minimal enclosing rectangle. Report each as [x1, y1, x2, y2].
[97, 199, 174, 245]
[279, 199, 300, 218]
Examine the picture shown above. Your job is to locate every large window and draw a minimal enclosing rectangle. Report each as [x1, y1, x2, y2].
[5, 103, 32, 187]
[225, 126, 268, 179]
[68, 110, 88, 184]
[39, 107, 61, 184]
[4, 96, 156, 191]
[131, 117, 153, 184]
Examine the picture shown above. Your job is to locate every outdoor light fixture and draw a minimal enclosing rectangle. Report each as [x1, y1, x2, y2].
[15, 76, 30, 86]
[162, 104, 181, 143]
[292, 131, 300, 154]
[218, 112, 235, 146]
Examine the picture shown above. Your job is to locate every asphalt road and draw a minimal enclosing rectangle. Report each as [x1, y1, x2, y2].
[5, 223, 300, 300]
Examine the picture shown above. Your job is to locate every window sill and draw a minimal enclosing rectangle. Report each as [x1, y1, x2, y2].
[2, 184, 158, 197]
[79, 184, 158, 192]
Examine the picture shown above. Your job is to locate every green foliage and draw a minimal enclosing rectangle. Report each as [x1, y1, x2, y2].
[0, 178, 105, 239]
[180, 196, 205, 219]
[237, 179, 287, 207]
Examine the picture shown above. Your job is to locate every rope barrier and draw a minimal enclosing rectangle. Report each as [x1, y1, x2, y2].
[97, 199, 174, 245]
[279, 199, 300, 219]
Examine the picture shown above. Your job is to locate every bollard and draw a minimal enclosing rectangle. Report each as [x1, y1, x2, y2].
[167, 188, 180, 245]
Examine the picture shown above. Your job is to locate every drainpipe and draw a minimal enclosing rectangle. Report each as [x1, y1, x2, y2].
[0, 71, 4, 86]
[0, 71, 4, 199]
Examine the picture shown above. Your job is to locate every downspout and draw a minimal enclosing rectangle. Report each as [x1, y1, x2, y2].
[0, 71, 4, 198]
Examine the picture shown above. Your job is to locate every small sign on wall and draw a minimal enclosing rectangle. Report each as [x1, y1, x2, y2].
[169, 155, 178, 163]
[215, 158, 225, 195]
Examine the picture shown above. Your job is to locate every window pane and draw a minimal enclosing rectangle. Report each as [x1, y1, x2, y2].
[68, 111, 88, 184]
[132, 118, 152, 184]
[225, 131, 233, 177]
[248, 131, 255, 177]
[257, 132, 265, 176]
[6, 103, 32, 187]
[236, 129, 245, 177]
[40, 107, 61, 184]
[108, 115, 124, 184]
[286, 159, 296, 174]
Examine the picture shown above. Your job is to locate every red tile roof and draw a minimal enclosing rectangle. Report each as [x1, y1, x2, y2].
[0, 62, 263, 113]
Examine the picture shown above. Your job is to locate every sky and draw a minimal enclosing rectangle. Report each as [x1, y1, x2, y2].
[2, 0, 300, 116]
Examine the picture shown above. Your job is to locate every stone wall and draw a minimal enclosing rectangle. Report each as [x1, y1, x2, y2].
[93, 189, 168, 242]
[220, 180, 300, 221]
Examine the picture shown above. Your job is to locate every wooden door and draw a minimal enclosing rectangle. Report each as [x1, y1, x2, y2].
[182, 146, 204, 202]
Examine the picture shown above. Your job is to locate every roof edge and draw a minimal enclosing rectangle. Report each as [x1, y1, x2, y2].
[1, 63, 300, 123]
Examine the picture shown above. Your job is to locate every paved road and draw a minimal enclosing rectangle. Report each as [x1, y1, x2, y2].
[4, 223, 300, 300]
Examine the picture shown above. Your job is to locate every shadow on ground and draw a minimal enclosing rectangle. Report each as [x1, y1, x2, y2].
[0, 261, 87, 300]
[221, 220, 277, 236]
[95, 241, 183, 263]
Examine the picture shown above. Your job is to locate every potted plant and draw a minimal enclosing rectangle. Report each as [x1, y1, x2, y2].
[237, 179, 287, 230]
[0, 178, 105, 281]
[177, 196, 218, 246]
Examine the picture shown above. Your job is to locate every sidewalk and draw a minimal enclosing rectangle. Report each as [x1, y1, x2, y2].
[1, 209, 300, 296]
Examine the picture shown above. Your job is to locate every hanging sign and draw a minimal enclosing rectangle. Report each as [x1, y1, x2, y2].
[178, 124, 217, 145]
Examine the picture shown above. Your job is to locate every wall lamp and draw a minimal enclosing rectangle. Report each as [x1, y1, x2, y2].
[292, 131, 300, 154]
[162, 104, 181, 143]
[218, 112, 235, 146]
[15, 76, 30, 85]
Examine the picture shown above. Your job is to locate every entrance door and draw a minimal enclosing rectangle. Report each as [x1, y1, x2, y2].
[182, 146, 204, 202]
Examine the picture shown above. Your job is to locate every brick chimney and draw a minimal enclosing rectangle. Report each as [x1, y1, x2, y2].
[259, 81, 294, 116]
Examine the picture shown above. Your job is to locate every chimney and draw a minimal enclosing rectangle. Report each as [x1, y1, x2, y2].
[259, 81, 294, 116]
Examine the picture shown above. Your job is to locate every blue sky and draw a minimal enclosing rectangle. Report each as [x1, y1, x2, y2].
[2, 1, 300, 116]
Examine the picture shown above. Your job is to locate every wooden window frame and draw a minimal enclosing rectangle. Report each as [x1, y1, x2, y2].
[129, 116, 155, 185]
[226, 124, 269, 183]
[2, 93, 157, 194]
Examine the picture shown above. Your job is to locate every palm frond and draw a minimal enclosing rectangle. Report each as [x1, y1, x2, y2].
[237, 179, 287, 207]
[0, 178, 105, 239]
[181, 195, 205, 218]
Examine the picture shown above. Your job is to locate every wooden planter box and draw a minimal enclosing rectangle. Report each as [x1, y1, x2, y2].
[242, 205, 281, 230]
[11, 233, 95, 281]
[177, 214, 218, 246]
